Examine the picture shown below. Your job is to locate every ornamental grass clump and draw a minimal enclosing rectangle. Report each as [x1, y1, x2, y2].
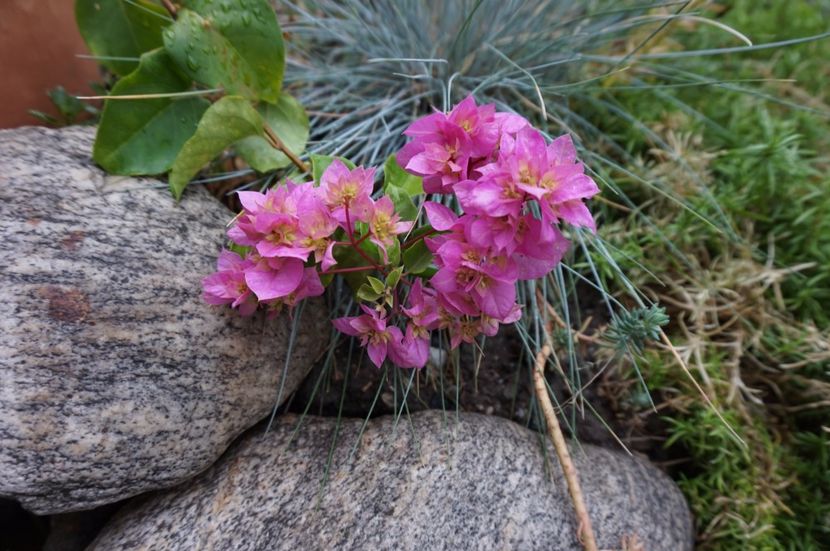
[203, 96, 599, 369]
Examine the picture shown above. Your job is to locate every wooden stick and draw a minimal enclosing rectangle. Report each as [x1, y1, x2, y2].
[263, 124, 310, 173]
[533, 344, 599, 551]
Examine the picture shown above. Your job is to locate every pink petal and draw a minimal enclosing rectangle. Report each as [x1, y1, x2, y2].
[367, 341, 388, 368]
[333, 317, 361, 337]
[244, 259, 303, 301]
[236, 191, 264, 213]
[322, 241, 337, 271]
[423, 201, 457, 231]
[558, 201, 597, 232]
[547, 134, 578, 164]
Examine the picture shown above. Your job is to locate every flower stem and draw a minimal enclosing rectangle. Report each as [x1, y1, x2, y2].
[334, 232, 370, 248]
[160, 0, 178, 18]
[320, 265, 376, 275]
[344, 203, 384, 272]
[263, 123, 309, 173]
[532, 344, 598, 551]
[402, 229, 437, 250]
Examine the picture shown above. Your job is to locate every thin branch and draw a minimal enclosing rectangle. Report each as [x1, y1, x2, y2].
[160, 0, 178, 19]
[263, 124, 310, 173]
[319, 265, 376, 276]
[533, 345, 599, 551]
[76, 88, 223, 100]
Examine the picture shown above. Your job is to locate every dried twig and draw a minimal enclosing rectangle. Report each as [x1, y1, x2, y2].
[533, 344, 599, 551]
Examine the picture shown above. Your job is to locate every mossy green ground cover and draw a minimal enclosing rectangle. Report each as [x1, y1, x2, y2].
[594, 2, 829, 548]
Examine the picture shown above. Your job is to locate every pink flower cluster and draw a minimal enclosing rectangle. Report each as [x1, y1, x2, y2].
[204, 95, 599, 372]
[202, 161, 411, 314]
[333, 97, 600, 369]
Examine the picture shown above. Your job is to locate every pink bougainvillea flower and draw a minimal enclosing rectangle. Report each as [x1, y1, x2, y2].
[423, 200, 459, 231]
[389, 324, 430, 369]
[430, 239, 518, 319]
[533, 134, 600, 231]
[333, 306, 403, 368]
[368, 196, 413, 260]
[202, 250, 258, 316]
[448, 317, 484, 349]
[548, 199, 598, 232]
[509, 127, 551, 197]
[251, 212, 310, 260]
[447, 95, 499, 157]
[297, 194, 339, 270]
[465, 214, 521, 255]
[479, 304, 523, 337]
[319, 160, 375, 226]
[454, 175, 525, 218]
[243, 255, 304, 301]
[494, 111, 530, 136]
[263, 267, 325, 313]
[512, 214, 571, 280]
[397, 117, 473, 194]
[228, 183, 310, 247]
[401, 279, 439, 327]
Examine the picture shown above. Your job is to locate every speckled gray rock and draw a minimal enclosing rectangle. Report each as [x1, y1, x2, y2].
[89, 411, 692, 550]
[0, 126, 325, 515]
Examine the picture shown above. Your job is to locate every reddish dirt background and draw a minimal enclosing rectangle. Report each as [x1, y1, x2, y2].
[0, 0, 101, 129]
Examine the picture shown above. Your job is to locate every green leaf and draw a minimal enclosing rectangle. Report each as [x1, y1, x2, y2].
[93, 48, 210, 176]
[383, 154, 423, 197]
[383, 155, 422, 221]
[169, 96, 264, 199]
[75, 0, 169, 76]
[357, 284, 381, 303]
[163, 0, 285, 102]
[403, 239, 434, 275]
[332, 244, 372, 292]
[385, 186, 418, 221]
[367, 276, 385, 294]
[386, 267, 403, 289]
[235, 95, 309, 172]
[386, 239, 401, 267]
[311, 154, 356, 185]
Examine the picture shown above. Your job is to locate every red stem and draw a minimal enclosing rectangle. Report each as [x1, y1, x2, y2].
[402, 229, 437, 250]
[344, 202, 384, 272]
[334, 232, 370, 248]
[320, 265, 376, 276]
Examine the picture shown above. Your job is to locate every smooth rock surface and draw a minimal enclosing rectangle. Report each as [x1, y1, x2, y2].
[90, 411, 693, 550]
[0, 126, 325, 514]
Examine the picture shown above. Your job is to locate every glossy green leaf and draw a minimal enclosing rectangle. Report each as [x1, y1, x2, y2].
[235, 95, 309, 172]
[367, 276, 385, 294]
[382, 154, 421, 221]
[332, 244, 373, 292]
[385, 186, 418, 221]
[163, 0, 284, 102]
[386, 239, 401, 267]
[169, 96, 264, 199]
[383, 154, 423, 197]
[311, 154, 356, 185]
[357, 284, 382, 303]
[93, 48, 210, 175]
[386, 267, 403, 289]
[403, 239, 434, 275]
[75, 0, 169, 76]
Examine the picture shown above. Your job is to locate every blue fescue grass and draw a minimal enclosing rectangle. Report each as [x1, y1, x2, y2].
[273, 0, 818, 437]
[266, 1, 830, 547]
